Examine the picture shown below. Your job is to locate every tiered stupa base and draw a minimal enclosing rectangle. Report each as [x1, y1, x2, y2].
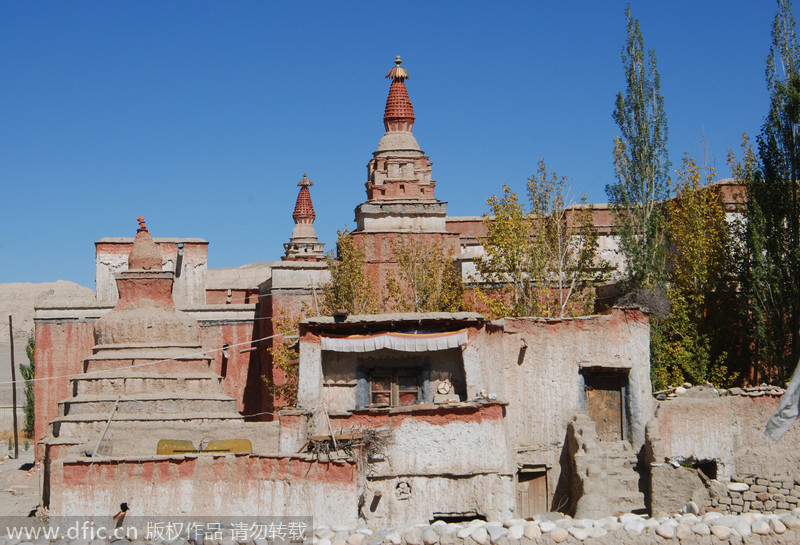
[44, 346, 250, 457]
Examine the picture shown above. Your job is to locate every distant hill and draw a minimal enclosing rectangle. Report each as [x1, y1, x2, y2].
[0, 281, 95, 405]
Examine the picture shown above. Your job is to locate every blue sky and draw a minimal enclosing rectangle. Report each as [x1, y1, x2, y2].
[0, 1, 782, 289]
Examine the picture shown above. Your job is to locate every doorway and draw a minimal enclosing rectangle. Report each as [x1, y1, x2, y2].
[582, 369, 627, 441]
[517, 467, 548, 518]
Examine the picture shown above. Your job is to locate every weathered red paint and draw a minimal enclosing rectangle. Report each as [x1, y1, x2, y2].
[34, 320, 96, 459]
[330, 403, 503, 429]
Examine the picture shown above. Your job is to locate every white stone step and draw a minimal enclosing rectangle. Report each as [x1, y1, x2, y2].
[58, 393, 238, 416]
[72, 372, 225, 396]
[51, 412, 244, 439]
[83, 357, 214, 374]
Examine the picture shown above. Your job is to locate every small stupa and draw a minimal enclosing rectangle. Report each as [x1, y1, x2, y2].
[44, 218, 244, 458]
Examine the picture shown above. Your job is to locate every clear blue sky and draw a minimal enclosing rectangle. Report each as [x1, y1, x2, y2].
[0, 1, 781, 289]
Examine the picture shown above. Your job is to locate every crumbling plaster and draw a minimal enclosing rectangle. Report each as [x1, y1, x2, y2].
[649, 394, 800, 479]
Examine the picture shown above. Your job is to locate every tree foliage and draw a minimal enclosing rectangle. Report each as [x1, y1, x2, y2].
[607, 4, 670, 292]
[729, 136, 774, 384]
[385, 236, 463, 313]
[743, 0, 800, 383]
[473, 160, 606, 319]
[650, 155, 733, 390]
[20, 334, 35, 436]
[264, 311, 301, 409]
[321, 229, 379, 315]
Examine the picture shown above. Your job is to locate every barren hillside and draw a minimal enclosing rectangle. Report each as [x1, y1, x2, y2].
[0, 281, 94, 406]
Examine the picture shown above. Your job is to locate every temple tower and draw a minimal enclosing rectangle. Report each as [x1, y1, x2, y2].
[283, 173, 325, 262]
[355, 56, 447, 232]
[352, 57, 460, 291]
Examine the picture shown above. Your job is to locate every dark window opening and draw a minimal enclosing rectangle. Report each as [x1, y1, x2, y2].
[692, 460, 718, 480]
[430, 513, 486, 524]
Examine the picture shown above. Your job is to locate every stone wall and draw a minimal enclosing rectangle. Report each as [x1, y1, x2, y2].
[711, 474, 800, 514]
[647, 385, 800, 515]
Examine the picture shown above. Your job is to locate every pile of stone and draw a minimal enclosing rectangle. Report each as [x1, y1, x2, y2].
[721, 385, 786, 398]
[312, 509, 800, 545]
[711, 475, 800, 514]
[654, 382, 785, 401]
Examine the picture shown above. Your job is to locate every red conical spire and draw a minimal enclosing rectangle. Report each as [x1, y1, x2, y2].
[384, 56, 415, 132]
[292, 173, 316, 224]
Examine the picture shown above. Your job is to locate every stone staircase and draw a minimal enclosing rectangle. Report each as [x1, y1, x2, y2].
[567, 414, 647, 517]
[42, 223, 280, 460]
[45, 351, 253, 457]
[595, 439, 646, 514]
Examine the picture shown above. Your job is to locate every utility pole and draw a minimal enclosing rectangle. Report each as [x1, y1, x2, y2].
[8, 315, 19, 459]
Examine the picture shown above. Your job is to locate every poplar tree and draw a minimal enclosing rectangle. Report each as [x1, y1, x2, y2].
[743, 0, 800, 382]
[651, 156, 732, 390]
[606, 4, 670, 292]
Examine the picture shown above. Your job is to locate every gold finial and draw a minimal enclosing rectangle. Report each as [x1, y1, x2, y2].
[386, 55, 410, 80]
[137, 216, 147, 231]
[298, 173, 313, 187]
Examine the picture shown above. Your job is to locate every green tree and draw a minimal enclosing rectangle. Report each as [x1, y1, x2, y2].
[20, 334, 35, 437]
[474, 160, 606, 318]
[729, 136, 774, 384]
[385, 236, 463, 313]
[651, 155, 733, 390]
[743, 0, 800, 383]
[606, 4, 670, 292]
[321, 229, 379, 315]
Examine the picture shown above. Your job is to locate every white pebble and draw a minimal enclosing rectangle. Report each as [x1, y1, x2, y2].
[752, 519, 771, 535]
[567, 527, 588, 541]
[506, 525, 524, 541]
[538, 521, 556, 533]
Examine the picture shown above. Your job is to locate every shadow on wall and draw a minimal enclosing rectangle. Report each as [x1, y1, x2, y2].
[552, 435, 574, 514]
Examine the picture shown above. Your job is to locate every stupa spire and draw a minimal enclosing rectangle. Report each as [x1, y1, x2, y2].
[128, 216, 162, 271]
[283, 174, 325, 261]
[383, 56, 415, 132]
[292, 173, 316, 225]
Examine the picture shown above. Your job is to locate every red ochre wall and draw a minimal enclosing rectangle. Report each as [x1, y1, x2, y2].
[259, 291, 318, 412]
[206, 289, 259, 304]
[48, 454, 358, 522]
[198, 321, 265, 417]
[34, 320, 96, 457]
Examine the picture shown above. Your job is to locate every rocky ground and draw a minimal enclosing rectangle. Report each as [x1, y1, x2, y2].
[0, 281, 94, 406]
[0, 448, 39, 518]
[2, 507, 800, 544]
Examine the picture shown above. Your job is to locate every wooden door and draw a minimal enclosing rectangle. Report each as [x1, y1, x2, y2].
[517, 470, 548, 518]
[584, 372, 625, 441]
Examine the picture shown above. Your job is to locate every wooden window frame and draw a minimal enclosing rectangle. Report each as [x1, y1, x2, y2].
[369, 368, 421, 407]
